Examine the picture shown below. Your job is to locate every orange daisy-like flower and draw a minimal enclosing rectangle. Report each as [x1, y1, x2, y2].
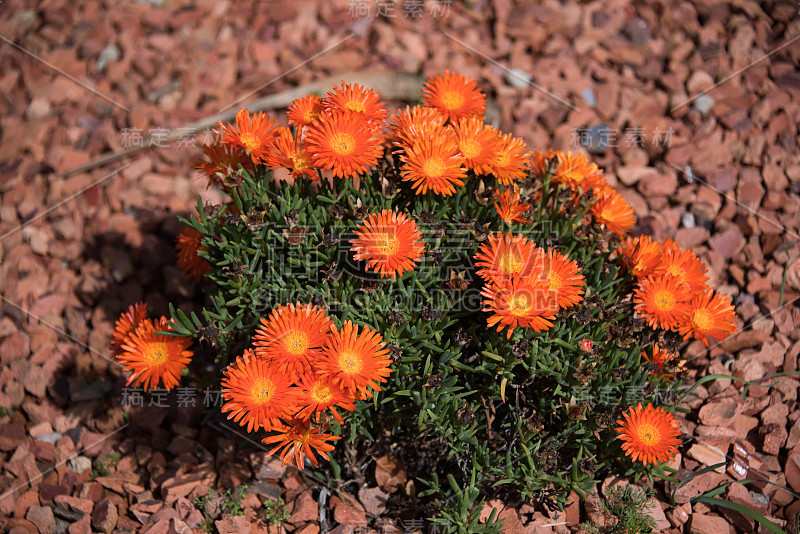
[678, 289, 738, 346]
[535, 248, 585, 310]
[491, 133, 529, 185]
[481, 277, 558, 339]
[616, 403, 681, 466]
[655, 245, 709, 293]
[422, 71, 487, 122]
[317, 321, 393, 399]
[221, 350, 294, 433]
[216, 108, 276, 162]
[452, 117, 501, 175]
[495, 185, 531, 225]
[399, 135, 466, 196]
[551, 151, 606, 193]
[387, 105, 447, 148]
[528, 148, 556, 178]
[616, 235, 663, 279]
[118, 317, 193, 391]
[643, 343, 684, 380]
[591, 189, 636, 236]
[350, 210, 426, 279]
[323, 81, 388, 125]
[473, 232, 541, 283]
[263, 127, 320, 181]
[195, 143, 251, 188]
[304, 110, 383, 178]
[633, 276, 691, 331]
[253, 303, 333, 380]
[111, 302, 148, 354]
[176, 225, 212, 284]
[263, 419, 340, 470]
[293, 373, 356, 425]
[287, 94, 323, 128]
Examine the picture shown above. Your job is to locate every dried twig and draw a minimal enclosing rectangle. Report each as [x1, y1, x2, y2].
[62, 69, 424, 178]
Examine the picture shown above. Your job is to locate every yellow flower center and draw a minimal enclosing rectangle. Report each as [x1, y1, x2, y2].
[460, 139, 482, 159]
[303, 110, 320, 124]
[251, 378, 275, 404]
[345, 100, 366, 113]
[442, 91, 464, 110]
[144, 343, 169, 367]
[653, 290, 676, 311]
[310, 383, 333, 404]
[666, 264, 686, 282]
[692, 308, 714, 331]
[291, 152, 310, 171]
[239, 132, 261, 154]
[509, 293, 531, 314]
[499, 251, 524, 275]
[496, 151, 510, 168]
[563, 169, 584, 185]
[423, 157, 446, 178]
[339, 350, 363, 374]
[283, 331, 310, 355]
[330, 132, 356, 155]
[375, 233, 400, 255]
[547, 270, 562, 292]
[636, 423, 661, 446]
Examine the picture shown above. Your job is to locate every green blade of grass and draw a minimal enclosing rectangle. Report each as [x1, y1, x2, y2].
[692, 496, 784, 534]
[669, 462, 726, 505]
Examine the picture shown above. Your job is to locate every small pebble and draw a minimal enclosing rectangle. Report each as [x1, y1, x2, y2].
[693, 94, 714, 115]
[36, 432, 63, 445]
[682, 211, 696, 228]
[582, 87, 596, 107]
[95, 44, 121, 72]
[505, 69, 531, 90]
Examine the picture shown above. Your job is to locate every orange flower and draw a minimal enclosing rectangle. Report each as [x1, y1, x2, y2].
[216, 108, 276, 163]
[535, 248, 585, 310]
[491, 133, 529, 185]
[495, 185, 531, 225]
[253, 303, 333, 380]
[293, 373, 355, 425]
[422, 71, 486, 122]
[350, 210, 426, 279]
[399, 136, 466, 196]
[473, 232, 541, 283]
[387, 105, 447, 148]
[111, 302, 148, 354]
[118, 317, 193, 391]
[591, 189, 636, 236]
[550, 151, 606, 192]
[263, 127, 320, 181]
[481, 277, 557, 338]
[643, 343, 685, 380]
[221, 350, 294, 433]
[634, 276, 691, 331]
[678, 289, 738, 346]
[176, 225, 212, 284]
[317, 321, 393, 399]
[195, 143, 251, 188]
[263, 419, 340, 470]
[529, 148, 556, 178]
[287, 94, 323, 128]
[304, 110, 383, 178]
[452, 118, 501, 175]
[655, 245, 709, 293]
[616, 403, 681, 466]
[616, 235, 662, 279]
[323, 81, 388, 125]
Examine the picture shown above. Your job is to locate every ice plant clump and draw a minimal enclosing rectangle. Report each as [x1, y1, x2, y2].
[108, 72, 739, 531]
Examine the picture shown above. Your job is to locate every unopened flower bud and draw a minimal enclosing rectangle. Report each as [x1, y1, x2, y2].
[580, 339, 594, 353]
